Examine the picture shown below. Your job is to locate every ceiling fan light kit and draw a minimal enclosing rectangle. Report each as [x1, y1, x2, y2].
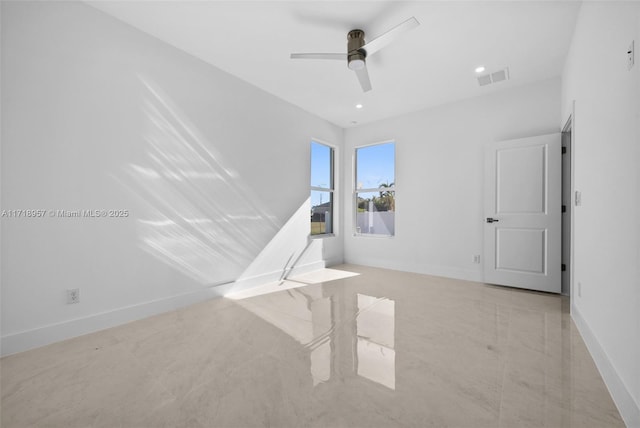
[348, 59, 365, 71]
[290, 17, 420, 92]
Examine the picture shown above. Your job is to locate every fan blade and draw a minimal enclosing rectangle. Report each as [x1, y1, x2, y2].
[290, 53, 347, 60]
[355, 66, 372, 92]
[361, 17, 419, 57]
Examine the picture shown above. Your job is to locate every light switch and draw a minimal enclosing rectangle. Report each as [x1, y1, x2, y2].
[575, 190, 582, 206]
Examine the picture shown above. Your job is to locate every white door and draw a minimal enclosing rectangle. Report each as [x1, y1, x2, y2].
[483, 133, 561, 293]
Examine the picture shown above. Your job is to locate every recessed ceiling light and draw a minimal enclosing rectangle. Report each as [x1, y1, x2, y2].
[475, 66, 485, 73]
[355, 104, 363, 109]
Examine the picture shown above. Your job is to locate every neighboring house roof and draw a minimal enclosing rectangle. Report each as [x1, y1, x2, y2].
[311, 201, 331, 214]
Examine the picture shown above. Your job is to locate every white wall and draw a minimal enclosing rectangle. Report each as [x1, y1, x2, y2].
[343, 78, 561, 281]
[561, 2, 640, 426]
[0, 1, 343, 355]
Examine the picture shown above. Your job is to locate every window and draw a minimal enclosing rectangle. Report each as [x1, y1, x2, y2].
[310, 141, 334, 235]
[355, 142, 395, 236]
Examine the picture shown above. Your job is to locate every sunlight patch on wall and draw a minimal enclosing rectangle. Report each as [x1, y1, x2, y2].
[119, 76, 280, 284]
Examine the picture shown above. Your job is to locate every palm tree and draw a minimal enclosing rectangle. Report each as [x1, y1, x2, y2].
[377, 182, 395, 211]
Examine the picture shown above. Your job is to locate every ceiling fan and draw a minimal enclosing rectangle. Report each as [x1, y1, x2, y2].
[290, 17, 420, 92]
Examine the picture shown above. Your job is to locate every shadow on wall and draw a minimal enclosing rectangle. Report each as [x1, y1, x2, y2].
[118, 76, 284, 285]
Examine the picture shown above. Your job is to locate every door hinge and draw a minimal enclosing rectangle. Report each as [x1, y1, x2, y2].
[562, 264, 567, 271]
[562, 205, 566, 213]
[562, 146, 567, 154]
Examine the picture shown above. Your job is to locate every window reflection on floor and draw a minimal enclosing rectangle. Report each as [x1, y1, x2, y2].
[229, 271, 396, 390]
[233, 284, 334, 386]
[356, 294, 396, 390]
[310, 297, 332, 385]
[356, 294, 396, 389]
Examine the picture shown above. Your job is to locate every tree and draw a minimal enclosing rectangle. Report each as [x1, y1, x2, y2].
[376, 182, 395, 211]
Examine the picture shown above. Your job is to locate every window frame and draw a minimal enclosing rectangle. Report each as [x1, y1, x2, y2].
[353, 140, 396, 238]
[310, 140, 336, 237]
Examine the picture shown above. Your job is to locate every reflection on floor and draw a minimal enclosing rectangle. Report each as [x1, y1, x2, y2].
[356, 294, 395, 390]
[0, 265, 625, 427]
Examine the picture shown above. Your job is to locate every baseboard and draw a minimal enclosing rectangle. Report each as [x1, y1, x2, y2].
[0, 283, 235, 357]
[343, 256, 484, 283]
[0, 260, 327, 357]
[572, 304, 640, 428]
[323, 256, 344, 267]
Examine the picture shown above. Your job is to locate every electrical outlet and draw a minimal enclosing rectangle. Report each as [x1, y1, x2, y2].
[473, 255, 481, 264]
[628, 40, 635, 70]
[67, 288, 80, 304]
[577, 282, 582, 297]
[575, 190, 582, 206]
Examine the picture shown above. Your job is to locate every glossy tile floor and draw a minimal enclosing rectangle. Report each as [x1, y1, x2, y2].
[1, 265, 625, 428]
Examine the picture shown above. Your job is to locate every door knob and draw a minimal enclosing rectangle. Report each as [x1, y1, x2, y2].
[486, 217, 499, 223]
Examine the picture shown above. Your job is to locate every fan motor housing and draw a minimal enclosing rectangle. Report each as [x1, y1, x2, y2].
[347, 29, 366, 66]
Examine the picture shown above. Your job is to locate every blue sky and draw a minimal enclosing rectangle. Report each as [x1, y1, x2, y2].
[310, 142, 332, 189]
[355, 142, 395, 189]
[311, 141, 395, 207]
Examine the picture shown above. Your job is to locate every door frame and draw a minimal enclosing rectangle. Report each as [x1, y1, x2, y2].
[562, 111, 575, 300]
[562, 117, 572, 296]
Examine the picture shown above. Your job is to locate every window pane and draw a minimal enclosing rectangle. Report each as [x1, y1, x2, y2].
[356, 143, 395, 190]
[311, 190, 333, 235]
[311, 142, 332, 189]
[356, 191, 395, 236]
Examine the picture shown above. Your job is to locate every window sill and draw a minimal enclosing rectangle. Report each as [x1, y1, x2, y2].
[310, 233, 336, 239]
[353, 233, 394, 239]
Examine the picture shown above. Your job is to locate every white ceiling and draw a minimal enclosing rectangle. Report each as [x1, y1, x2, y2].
[88, 1, 581, 128]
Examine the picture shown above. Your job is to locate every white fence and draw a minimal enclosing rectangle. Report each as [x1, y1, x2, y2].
[356, 212, 395, 236]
